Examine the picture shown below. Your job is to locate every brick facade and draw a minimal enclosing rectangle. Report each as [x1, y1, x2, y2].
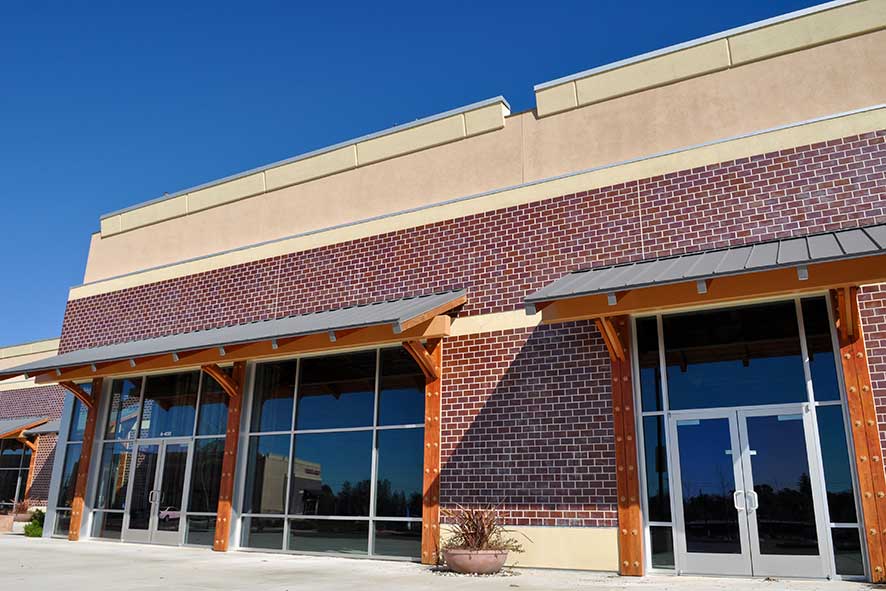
[0, 384, 66, 506]
[53, 129, 885, 524]
[860, 283, 886, 460]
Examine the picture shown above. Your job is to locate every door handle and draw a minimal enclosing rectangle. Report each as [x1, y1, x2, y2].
[746, 490, 759, 512]
[733, 490, 745, 512]
[148, 490, 160, 504]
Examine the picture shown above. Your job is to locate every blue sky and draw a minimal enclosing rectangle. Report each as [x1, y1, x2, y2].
[0, 0, 825, 345]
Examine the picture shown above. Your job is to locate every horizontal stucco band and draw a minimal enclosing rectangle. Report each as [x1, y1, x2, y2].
[440, 525, 618, 571]
[68, 105, 885, 301]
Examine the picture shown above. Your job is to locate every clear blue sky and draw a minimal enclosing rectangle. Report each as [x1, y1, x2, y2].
[0, 0, 825, 345]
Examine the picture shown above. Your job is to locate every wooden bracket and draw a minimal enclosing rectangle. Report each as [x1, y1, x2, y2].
[16, 437, 37, 452]
[59, 381, 94, 408]
[594, 317, 626, 362]
[201, 363, 241, 399]
[403, 340, 440, 382]
[835, 286, 858, 342]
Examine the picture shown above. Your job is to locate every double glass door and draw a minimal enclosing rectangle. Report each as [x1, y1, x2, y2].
[669, 404, 830, 578]
[123, 439, 192, 545]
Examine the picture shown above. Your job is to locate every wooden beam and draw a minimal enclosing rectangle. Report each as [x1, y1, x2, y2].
[595, 317, 625, 361]
[421, 339, 442, 565]
[403, 341, 439, 381]
[831, 288, 886, 582]
[0, 418, 49, 440]
[396, 293, 466, 334]
[201, 364, 240, 399]
[34, 316, 451, 385]
[213, 361, 246, 552]
[68, 377, 103, 542]
[23, 435, 40, 501]
[539, 255, 886, 325]
[59, 381, 94, 408]
[605, 316, 643, 576]
[17, 437, 37, 452]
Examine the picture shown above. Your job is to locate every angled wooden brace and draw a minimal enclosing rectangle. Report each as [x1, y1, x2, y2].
[403, 340, 440, 381]
[201, 363, 241, 399]
[59, 381, 95, 408]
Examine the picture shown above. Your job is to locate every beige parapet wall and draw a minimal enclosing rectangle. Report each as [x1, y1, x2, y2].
[0, 338, 60, 392]
[99, 98, 510, 237]
[441, 525, 619, 571]
[81, 25, 885, 285]
[535, 0, 886, 116]
[71, 103, 886, 300]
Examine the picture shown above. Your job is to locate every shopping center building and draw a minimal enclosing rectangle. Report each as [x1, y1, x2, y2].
[0, 0, 884, 582]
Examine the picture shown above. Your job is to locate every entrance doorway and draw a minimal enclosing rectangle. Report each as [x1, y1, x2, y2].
[669, 404, 829, 578]
[123, 439, 192, 545]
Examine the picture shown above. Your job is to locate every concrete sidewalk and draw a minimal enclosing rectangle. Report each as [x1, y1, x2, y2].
[0, 535, 871, 591]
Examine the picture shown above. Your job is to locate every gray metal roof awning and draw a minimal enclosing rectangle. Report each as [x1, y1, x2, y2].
[24, 419, 60, 436]
[526, 224, 886, 311]
[0, 416, 49, 439]
[0, 290, 466, 382]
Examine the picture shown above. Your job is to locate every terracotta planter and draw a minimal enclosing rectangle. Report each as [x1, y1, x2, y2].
[0, 515, 13, 533]
[13, 512, 31, 523]
[443, 549, 509, 574]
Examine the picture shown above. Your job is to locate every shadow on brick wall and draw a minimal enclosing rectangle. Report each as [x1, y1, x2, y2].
[439, 320, 618, 528]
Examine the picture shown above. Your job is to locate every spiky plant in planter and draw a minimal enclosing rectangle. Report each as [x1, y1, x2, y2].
[441, 505, 525, 575]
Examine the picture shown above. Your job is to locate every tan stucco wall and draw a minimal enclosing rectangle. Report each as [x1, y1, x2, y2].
[80, 29, 886, 286]
[441, 525, 619, 571]
[0, 339, 60, 391]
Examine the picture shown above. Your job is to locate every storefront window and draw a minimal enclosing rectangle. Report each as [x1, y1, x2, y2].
[53, 382, 91, 536]
[242, 347, 425, 558]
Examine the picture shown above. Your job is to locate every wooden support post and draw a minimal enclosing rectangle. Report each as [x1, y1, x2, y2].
[596, 316, 643, 576]
[23, 435, 40, 501]
[831, 287, 886, 582]
[59, 381, 95, 409]
[68, 377, 102, 541]
[418, 339, 442, 565]
[205, 361, 246, 552]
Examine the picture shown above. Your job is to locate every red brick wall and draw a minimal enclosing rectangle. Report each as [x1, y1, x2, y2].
[59, 130, 885, 353]
[860, 283, 886, 460]
[0, 384, 66, 506]
[440, 323, 618, 527]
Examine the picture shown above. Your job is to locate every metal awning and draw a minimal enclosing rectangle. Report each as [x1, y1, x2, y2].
[526, 224, 886, 313]
[0, 417, 49, 439]
[1, 290, 466, 383]
[24, 419, 60, 436]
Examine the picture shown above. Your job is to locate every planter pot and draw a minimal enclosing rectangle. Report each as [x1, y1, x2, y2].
[13, 513, 31, 523]
[443, 549, 509, 575]
[0, 515, 13, 533]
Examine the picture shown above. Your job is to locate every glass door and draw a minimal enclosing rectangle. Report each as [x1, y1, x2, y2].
[737, 405, 829, 578]
[669, 404, 829, 577]
[669, 410, 752, 576]
[123, 439, 192, 545]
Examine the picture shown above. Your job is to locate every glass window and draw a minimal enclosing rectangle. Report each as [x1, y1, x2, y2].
[832, 527, 864, 576]
[289, 431, 372, 516]
[106, 378, 142, 439]
[378, 348, 425, 426]
[57, 442, 82, 509]
[139, 372, 199, 438]
[243, 435, 290, 514]
[242, 516, 284, 550]
[296, 352, 375, 430]
[376, 429, 423, 518]
[91, 512, 123, 540]
[288, 519, 368, 554]
[637, 317, 663, 412]
[802, 297, 841, 402]
[816, 405, 857, 523]
[186, 515, 217, 546]
[188, 438, 225, 513]
[68, 383, 91, 441]
[94, 442, 132, 510]
[663, 301, 806, 410]
[0, 440, 24, 469]
[0, 470, 20, 505]
[650, 526, 675, 569]
[374, 521, 421, 558]
[197, 370, 230, 436]
[54, 510, 72, 537]
[251, 361, 296, 433]
[643, 416, 670, 522]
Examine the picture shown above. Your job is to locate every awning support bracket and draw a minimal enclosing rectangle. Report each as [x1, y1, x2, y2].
[201, 363, 241, 399]
[594, 317, 626, 362]
[59, 381, 94, 409]
[403, 340, 440, 381]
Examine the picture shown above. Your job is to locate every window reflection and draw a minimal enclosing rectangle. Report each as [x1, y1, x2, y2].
[140, 372, 199, 438]
[106, 378, 142, 440]
[242, 516, 284, 550]
[243, 435, 290, 514]
[251, 361, 296, 433]
[289, 431, 372, 516]
[664, 302, 807, 410]
[197, 371, 230, 436]
[378, 348, 425, 425]
[57, 442, 82, 509]
[637, 317, 663, 412]
[296, 352, 375, 430]
[376, 429, 423, 518]
[816, 405, 857, 523]
[95, 442, 132, 510]
[289, 519, 368, 554]
[188, 438, 225, 513]
[802, 297, 841, 402]
[68, 383, 91, 441]
[643, 416, 670, 522]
